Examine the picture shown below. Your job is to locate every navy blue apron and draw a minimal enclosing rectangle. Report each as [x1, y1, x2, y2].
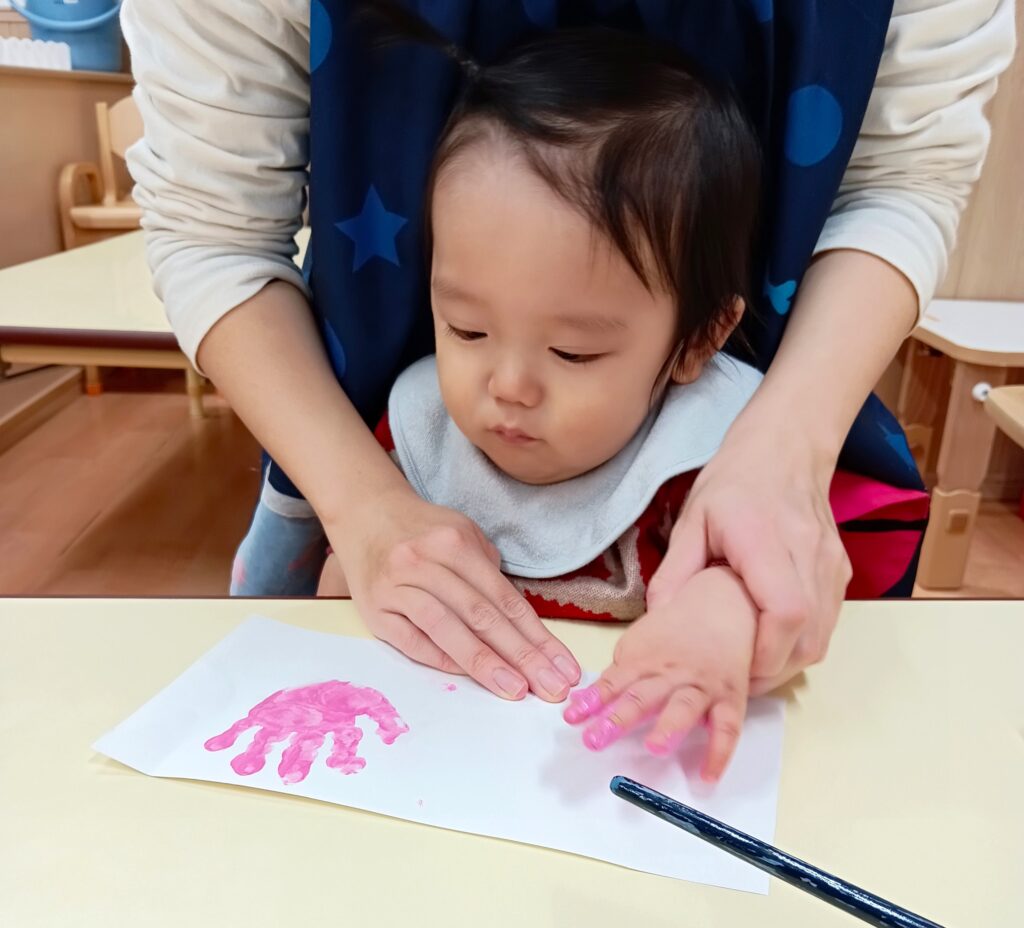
[270, 0, 923, 594]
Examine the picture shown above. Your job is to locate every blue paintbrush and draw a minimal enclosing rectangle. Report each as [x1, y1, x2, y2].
[610, 776, 944, 928]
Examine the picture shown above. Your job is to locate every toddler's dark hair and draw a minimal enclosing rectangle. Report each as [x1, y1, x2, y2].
[357, 2, 762, 368]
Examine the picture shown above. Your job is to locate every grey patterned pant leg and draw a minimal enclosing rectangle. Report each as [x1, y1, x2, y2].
[230, 475, 328, 596]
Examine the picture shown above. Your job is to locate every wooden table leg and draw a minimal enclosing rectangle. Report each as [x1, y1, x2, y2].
[185, 367, 205, 419]
[84, 365, 102, 396]
[917, 360, 1008, 590]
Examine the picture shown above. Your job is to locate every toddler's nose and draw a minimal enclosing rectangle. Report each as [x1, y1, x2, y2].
[488, 360, 542, 408]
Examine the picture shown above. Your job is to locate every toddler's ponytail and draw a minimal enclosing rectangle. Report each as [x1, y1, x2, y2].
[355, 1, 483, 85]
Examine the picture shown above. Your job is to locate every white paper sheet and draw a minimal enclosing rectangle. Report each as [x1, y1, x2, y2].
[94, 615, 785, 892]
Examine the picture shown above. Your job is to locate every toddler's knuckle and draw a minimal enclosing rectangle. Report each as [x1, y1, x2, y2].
[793, 635, 822, 667]
[777, 604, 806, 633]
[712, 716, 741, 740]
[622, 688, 648, 713]
[810, 637, 830, 664]
[672, 687, 703, 714]
[596, 675, 621, 702]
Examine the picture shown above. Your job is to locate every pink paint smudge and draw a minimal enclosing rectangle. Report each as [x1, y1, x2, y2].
[204, 681, 408, 784]
[443, 683, 457, 692]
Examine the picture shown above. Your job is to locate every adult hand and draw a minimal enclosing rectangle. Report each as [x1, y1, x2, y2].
[645, 412, 851, 696]
[331, 487, 581, 702]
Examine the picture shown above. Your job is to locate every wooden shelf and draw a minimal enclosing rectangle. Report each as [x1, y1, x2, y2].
[0, 63, 132, 84]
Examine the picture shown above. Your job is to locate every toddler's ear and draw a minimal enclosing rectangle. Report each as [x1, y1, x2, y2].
[670, 297, 746, 384]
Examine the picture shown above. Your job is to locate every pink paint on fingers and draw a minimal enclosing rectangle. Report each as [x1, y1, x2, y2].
[582, 717, 622, 752]
[563, 685, 604, 725]
[204, 681, 408, 784]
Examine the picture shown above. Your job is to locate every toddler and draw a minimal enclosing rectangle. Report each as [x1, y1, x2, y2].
[319, 8, 928, 780]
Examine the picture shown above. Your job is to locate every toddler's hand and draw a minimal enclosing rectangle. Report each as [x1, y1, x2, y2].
[564, 566, 755, 782]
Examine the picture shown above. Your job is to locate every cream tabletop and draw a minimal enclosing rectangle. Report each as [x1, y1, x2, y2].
[0, 229, 310, 333]
[1, 597, 1021, 927]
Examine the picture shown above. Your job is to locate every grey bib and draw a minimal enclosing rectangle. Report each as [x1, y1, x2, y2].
[389, 354, 762, 578]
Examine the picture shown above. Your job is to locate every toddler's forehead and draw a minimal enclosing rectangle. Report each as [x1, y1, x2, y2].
[433, 136, 668, 301]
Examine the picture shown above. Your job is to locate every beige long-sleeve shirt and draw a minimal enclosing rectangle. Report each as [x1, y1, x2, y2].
[121, 0, 1016, 367]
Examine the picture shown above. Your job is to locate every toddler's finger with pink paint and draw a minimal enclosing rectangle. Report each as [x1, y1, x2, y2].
[701, 699, 745, 783]
[581, 677, 672, 751]
[643, 684, 711, 757]
[563, 663, 634, 724]
[562, 684, 603, 724]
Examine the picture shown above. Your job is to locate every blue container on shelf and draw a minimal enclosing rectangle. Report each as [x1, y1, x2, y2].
[19, 0, 124, 72]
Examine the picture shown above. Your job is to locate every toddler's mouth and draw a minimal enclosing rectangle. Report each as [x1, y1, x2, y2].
[491, 425, 538, 446]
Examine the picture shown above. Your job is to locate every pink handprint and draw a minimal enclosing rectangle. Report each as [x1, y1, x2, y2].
[204, 681, 409, 784]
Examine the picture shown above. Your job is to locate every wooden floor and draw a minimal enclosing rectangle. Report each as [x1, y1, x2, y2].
[0, 371, 261, 596]
[0, 373, 1022, 598]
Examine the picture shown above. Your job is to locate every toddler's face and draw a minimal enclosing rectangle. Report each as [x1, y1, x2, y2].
[430, 143, 680, 485]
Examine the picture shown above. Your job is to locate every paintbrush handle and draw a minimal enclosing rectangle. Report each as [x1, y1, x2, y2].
[611, 777, 944, 928]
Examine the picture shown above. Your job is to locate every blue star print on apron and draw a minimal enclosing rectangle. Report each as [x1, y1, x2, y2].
[259, 0, 926, 595]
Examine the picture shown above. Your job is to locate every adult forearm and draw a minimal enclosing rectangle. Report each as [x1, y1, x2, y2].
[742, 248, 918, 464]
[196, 280, 411, 525]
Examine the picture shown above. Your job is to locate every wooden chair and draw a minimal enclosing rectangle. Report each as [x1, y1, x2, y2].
[58, 96, 143, 251]
[983, 385, 1024, 451]
[901, 299, 1024, 590]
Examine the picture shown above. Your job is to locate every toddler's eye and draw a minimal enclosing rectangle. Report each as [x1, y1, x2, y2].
[446, 324, 486, 341]
[552, 349, 602, 365]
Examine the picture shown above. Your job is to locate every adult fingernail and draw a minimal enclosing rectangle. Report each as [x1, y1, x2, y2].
[562, 685, 602, 724]
[493, 668, 527, 699]
[583, 717, 620, 752]
[553, 655, 580, 685]
[538, 668, 569, 700]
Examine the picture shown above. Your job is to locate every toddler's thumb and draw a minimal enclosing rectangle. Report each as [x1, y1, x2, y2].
[646, 509, 708, 609]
